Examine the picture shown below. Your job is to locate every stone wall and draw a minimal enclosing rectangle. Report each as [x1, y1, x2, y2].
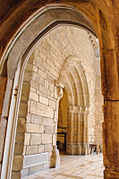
[12, 26, 103, 178]
[94, 57, 104, 148]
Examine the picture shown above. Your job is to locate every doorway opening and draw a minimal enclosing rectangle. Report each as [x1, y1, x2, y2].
[57, 88, 68, 154]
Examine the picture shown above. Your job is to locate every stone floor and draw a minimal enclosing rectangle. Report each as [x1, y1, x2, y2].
[26, 153, 104, 179]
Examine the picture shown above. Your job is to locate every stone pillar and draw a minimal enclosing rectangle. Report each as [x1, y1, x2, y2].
[50, 146, 60, 168]
[66, 105, 78, 154]
[66, 105, 90, 155]
[77, 106, 90, 155]
[67, 109, 74, 151]
[77, 106, 84, 155]
[103, 101, 119, 179]
[83, 107, 90, 155]
[0, 76, 8, 175]
[50, 83, 64, 168]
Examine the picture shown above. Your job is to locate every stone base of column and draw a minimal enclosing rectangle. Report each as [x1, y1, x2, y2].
[104, 169, 119, 179]
[100, 144, 103, 153]
[50, 146, 60, 168]
[66, 143, 90, 155]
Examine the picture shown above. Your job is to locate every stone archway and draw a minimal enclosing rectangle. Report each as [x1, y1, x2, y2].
[0, 2, 118, 179]
[58, 56, 90, 155]
[11, 26, 101, 178]
[57, 88, 68, 153]
[0, 5, 96, 178]
[10, 25, 103, 178]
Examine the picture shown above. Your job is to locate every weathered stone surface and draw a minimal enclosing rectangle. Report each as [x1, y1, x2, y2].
[38, 69, 46, 79]
[103, 101, 119, 178]
[45, 126, 54, 134]
[30, 134, 41, 145]
[32, 65, 37, 73]
[30, 80, 38, 90]
[39, 125, 45, 133]
[101, 49, 119, 100]
[1, 78, 13, 118]
[19, 102, 28, 117]
[30, 114, 42, 124]
[23, 71, 32, 82]
[12, 156, 23, 171]
[38, 145, 45, 153]
[42, 134, 52, 144]
[29, 91, 38, 101]
[39, 95, 48, 105]
[26, 146, 38, 155]
[45, 144, 53, 152]
[15, 133, 24, 144]
[0, 118, 7, 162]
[43, 117, 54, 126]
[30, 101, 54, 118]
[21, 82, 30, 101]
[29, 164, 44, 175]
[14, 144, 23, 155]
[24, 133, 30, 145]
[21, 168, 29, 177]
[17, 118, 26, 133]
[11, 172, 21, 179]
[25, 123, 39, 133]
[49, 99, 56, 109]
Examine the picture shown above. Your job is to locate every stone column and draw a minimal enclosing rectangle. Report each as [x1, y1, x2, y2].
[83, 106, 90, 155]
[97, 7, 119, 178]
[103, 101, 119, 179]
[77, 106, 90, 155]
[66, 105, 90, 155]
[66, 106, 74, 154]
[50, 83, 64, 168]
[66, 105, 79, 154]
[77, 106, 84, 155]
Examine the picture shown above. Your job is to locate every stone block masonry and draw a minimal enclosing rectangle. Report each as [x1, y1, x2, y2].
[12, 26, 103, 178]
